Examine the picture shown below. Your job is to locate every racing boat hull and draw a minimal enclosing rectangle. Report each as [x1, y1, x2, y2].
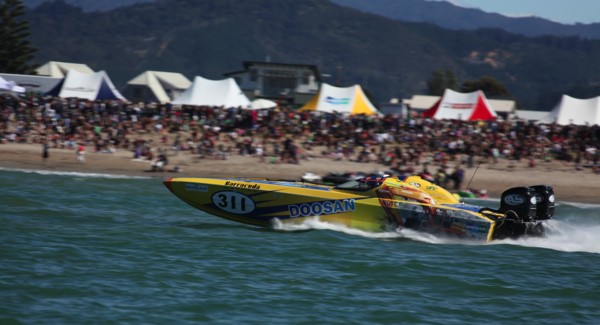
[164, 177, 553, 241]
[164, 178, 390, 231]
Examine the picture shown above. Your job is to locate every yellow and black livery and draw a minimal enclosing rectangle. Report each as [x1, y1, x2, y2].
[164, 176, 554, 241]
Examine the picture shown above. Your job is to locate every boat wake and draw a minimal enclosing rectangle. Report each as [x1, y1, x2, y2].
[493, 218, 600, 254]
[0, 167, 150, 179]
[274, 214, 600, 253]
[273, 217, 475, 244]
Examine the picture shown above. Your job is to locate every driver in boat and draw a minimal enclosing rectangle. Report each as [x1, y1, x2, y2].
[373, 176, 439, 223]
[357, 176, 445, 207]
[358, 176, 386, 189]
[360, 175, 439, 206]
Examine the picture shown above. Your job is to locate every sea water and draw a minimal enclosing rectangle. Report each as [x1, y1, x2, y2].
[1, 168, 599, 324]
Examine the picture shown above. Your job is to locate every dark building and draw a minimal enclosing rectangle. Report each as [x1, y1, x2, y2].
[225, 61, 321, 105]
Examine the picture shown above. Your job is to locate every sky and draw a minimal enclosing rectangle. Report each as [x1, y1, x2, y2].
[445, 0, 600, 25]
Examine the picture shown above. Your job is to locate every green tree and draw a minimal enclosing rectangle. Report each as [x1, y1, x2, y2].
[460, 76, 510, 98]
[426, 69, 457, 96]
[0, 0, 37, 74]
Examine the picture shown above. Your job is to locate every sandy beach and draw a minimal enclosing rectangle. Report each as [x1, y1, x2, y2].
[1, 142, 598, 204]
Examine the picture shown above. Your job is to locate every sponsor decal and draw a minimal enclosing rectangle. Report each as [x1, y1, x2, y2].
[503, 194, 524, 205]
[288, 199, 356, 218]
[465, 223, 488, 234]
[17, 82, 41, 88]
[211, 191, 256, 214]
[409, 182, 421, 188]
[224, 181, 261, 190]
[185, 184, 208, 192]
[324, 96, 350, 105]
[381, 199, 394, 207]
[444, 103, 472, 109]
[64, 87, 96, 93]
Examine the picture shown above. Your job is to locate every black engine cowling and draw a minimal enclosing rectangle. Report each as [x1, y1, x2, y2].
[529, 185, 555, 220]
[498, 185, 555, 222]
[499, 187, 537, 222]
[493, 185, 554, 239]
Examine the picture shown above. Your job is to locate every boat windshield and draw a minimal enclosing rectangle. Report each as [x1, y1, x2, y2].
[334, 177, 385, 191]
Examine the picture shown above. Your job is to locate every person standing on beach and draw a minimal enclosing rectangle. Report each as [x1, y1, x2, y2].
[42, 141, 49, 162]
[451, 167, 465, 190]
[77, 144, 86, 163]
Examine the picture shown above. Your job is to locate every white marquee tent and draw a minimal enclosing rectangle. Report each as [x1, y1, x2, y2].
[57, 69, 127, 101]
[422, 89, 497, 121]
[36, 61, 94, 78]
[0, 73, 62, 94]
[0, 75, 25, 93]
[539, 94, 600, 125]
[299, 83, 379, 116]
[123, 71, 191, 104]
[171, 76, 250, 108]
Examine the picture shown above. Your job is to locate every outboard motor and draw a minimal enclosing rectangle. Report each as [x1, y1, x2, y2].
[529, 185, 555, 220]
[499, 187, 537, 222]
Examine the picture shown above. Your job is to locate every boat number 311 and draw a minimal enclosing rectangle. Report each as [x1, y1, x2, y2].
[212, 191, 256, 214]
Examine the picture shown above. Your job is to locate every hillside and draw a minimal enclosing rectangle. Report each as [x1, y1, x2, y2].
[331, 0, 600, 40]
[24, 0, 600, 109]
[23, 0, 152, 12]
[25, 0, 600, 40]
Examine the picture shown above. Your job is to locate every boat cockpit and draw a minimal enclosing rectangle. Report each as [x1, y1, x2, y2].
[334, 177, 387, 192]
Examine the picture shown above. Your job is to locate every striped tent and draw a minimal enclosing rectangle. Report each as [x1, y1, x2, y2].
[299, 83, 379, 116]
[422, 89, 497, 121]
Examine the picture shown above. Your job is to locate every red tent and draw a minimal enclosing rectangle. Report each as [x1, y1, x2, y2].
[422, 89, 497, 120]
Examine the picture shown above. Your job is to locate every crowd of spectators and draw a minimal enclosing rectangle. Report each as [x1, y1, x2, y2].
[1, 93, 599, 177]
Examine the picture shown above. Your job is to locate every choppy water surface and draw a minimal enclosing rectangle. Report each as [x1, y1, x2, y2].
[1, 168, 599, 324]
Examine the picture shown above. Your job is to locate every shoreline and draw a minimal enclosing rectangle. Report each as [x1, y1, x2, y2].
[1, 143, 599, 204]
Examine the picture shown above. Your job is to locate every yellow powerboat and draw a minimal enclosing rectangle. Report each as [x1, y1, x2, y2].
[164, 175, 554, 241]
